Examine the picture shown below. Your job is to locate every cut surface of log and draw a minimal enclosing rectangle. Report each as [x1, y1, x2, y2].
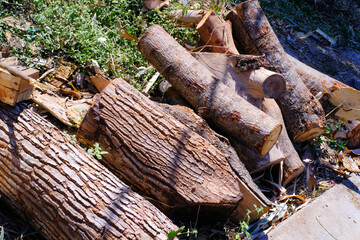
[196, 10, 239, 54]
[227, 0, 326, 142]
[78, 78, 245, 220]
[138, 25, 281, 156]
[192, 52, 286, 99]
[262, 98, 305, 185]
[0, 103, 177, 240]
[159, 103, 271, 220]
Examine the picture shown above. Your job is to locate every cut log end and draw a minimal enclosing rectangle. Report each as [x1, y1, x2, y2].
[260, 123, 282, 156]
[293, 126, 326, 143]
[262, 72, 286, 98]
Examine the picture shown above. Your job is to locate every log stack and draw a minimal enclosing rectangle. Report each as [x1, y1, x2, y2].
[0, 0, 358, 238]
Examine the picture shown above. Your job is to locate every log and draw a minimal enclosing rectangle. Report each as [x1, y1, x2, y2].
[138, 25, 282, 156]
[227, 0, 327, 142]
[262, 98, 305, 185]
[196, 10, 239, 54]
[192, 52, 286, 99]
[78, 78, 248, 221]
[0, 103, 177, 240]
[158, 103, 271, 220]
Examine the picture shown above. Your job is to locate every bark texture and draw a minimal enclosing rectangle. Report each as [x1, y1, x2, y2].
[138, 25, 282, 156]
[0, 103, 177, 240]
[348, 123, 360, 149]
[196, 10, 239, 54]
[227, 0, 326, 142]
[262, 98, 305, 185]
[159, 103, 272, 220]
[78, 78, 246, 220]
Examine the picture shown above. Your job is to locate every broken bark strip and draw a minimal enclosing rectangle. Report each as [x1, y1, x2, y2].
[287, 54, 348, 96]
[158, 103, 271, 220]
[0, 103, 177, 240]
[196, 10, 239, 54]
[138, 25, 281, 156]
[78, 78, 246, 219]
[192, 52, 286, 99]
[227, 0, 326, 142]
[348, 122, 360, 149]
[262, 98, 305, 185]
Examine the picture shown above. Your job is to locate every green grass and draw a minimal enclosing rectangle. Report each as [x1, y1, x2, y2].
[0, 0, 199, 89]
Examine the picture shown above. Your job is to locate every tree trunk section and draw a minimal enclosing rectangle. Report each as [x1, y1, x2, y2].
[196, 10, 239, 54]
[192, 52, 286, 99]
[138, 25, 282, 156]
[77, 78, 249, 220]
[227, 0, 326, 142]
[262, 98, 305, 185]
[0, 103, 177, 240]
[158, 103, 271, 221]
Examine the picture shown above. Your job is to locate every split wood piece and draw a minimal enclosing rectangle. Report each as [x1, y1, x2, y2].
[31, 89, 94, 127]
[138, 25, 282, 156]
[0, 62, 34, 105]
[159, 103, 271, 221]
[192, 52, 286, 99]
[0, 102, 177, 240]
[348, 122, 360, 149]
[78, 78, 245, 220]
[227, 0, 326, 142]
[171, 10, 206, 27]
[231, 140, 285, 174]
[196, 10, 239, 54]
[90, 74, 110, 92]
[262, 98, 305, 185]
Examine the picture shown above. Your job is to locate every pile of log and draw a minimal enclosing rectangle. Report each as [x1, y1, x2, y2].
[0, 0, 359, 239]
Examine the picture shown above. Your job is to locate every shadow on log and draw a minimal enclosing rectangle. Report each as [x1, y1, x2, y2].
[138, 25, 282, 156]
[78, 78, 271, 222]
[227, 0, 326, 142]
[0, 103, 177, 240]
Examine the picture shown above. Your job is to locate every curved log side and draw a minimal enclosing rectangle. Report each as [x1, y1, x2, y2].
[196, 10, 239, 54]
[138, 25, 282, 156]
[0, 103, 177, 240]
[78, 78, 245, 219]
[227, 0, 326, 142]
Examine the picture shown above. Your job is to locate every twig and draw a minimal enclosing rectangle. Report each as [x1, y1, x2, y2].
[38, 68, 55, 81]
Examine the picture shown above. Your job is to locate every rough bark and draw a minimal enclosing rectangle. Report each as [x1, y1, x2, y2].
[227, 0, 326, 142]
[158, 103, 271, 220]
[138, 25, 282, 156]
[0, 103, 177, 240]
[192, 52, 286, 99]
[77, 78, 248, 220]
[196, 10, 239, 54]
[262, 98, 305, 185]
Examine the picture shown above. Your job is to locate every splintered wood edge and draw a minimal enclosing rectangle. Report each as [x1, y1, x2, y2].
[293, 126, 326, 143]
[196, 9, 215, 30]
